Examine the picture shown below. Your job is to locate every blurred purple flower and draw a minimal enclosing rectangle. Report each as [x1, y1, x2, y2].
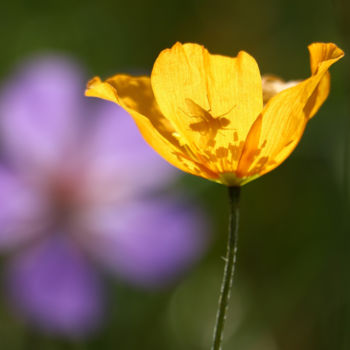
[0, 56, 208, 337]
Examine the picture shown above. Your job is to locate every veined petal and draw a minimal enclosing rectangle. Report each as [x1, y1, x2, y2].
[309, 42, 344, 75]
[305, 71, 330, 119]
[237, 43, 344, 178]
[301, 42, 342, 120]
[86, 75, 218, 180]
[151, 42, 263, 172]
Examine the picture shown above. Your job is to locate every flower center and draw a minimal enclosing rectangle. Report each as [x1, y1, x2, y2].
[49, 175, 82, 227]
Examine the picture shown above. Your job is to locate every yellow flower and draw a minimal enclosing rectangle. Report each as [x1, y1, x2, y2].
[86, 42, 344, 186]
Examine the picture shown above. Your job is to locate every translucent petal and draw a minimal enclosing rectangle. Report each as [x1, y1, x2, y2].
[237, 43, 344, 178]
[151, 42, 263, 171]
[86, 75, 218, 180]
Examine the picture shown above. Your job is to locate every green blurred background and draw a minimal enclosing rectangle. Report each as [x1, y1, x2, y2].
[1, 0, 349, 349]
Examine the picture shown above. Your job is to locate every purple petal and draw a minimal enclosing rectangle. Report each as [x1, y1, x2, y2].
[80, 100, 177, 201]
[0, 166, 49, 251]
[5, 234, 104, 337]
[79, 198, 209, 288]
[0, 55, 85, 175]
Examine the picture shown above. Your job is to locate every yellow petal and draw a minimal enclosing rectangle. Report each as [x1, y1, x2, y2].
[86, 76, 118, 103]
[86, 75, 218, 180]
[303, 71, 330, 119]
[237, 42, 344, 178]
[304, 43, 344, 119]
[151, 42, 263, 171]
[309, 42, 344, 75]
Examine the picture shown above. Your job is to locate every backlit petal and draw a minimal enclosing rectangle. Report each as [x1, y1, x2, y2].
[308, 42, 344, 75]
[151, 42, 263, 172]
[238, 43, 344, 178]
[87, 42, 343, 186]
[86, 75, 218, 180]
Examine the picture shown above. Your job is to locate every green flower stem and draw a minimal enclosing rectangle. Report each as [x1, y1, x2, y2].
[211, 186, 241, 350]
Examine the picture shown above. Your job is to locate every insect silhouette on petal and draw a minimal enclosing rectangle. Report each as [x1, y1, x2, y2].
[181, 98, 234, 147]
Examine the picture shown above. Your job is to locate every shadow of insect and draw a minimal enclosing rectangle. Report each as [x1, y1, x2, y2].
[180, 99, 235, 147]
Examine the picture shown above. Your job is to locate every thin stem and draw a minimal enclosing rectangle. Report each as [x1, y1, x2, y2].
[211, 186, 241, 350]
